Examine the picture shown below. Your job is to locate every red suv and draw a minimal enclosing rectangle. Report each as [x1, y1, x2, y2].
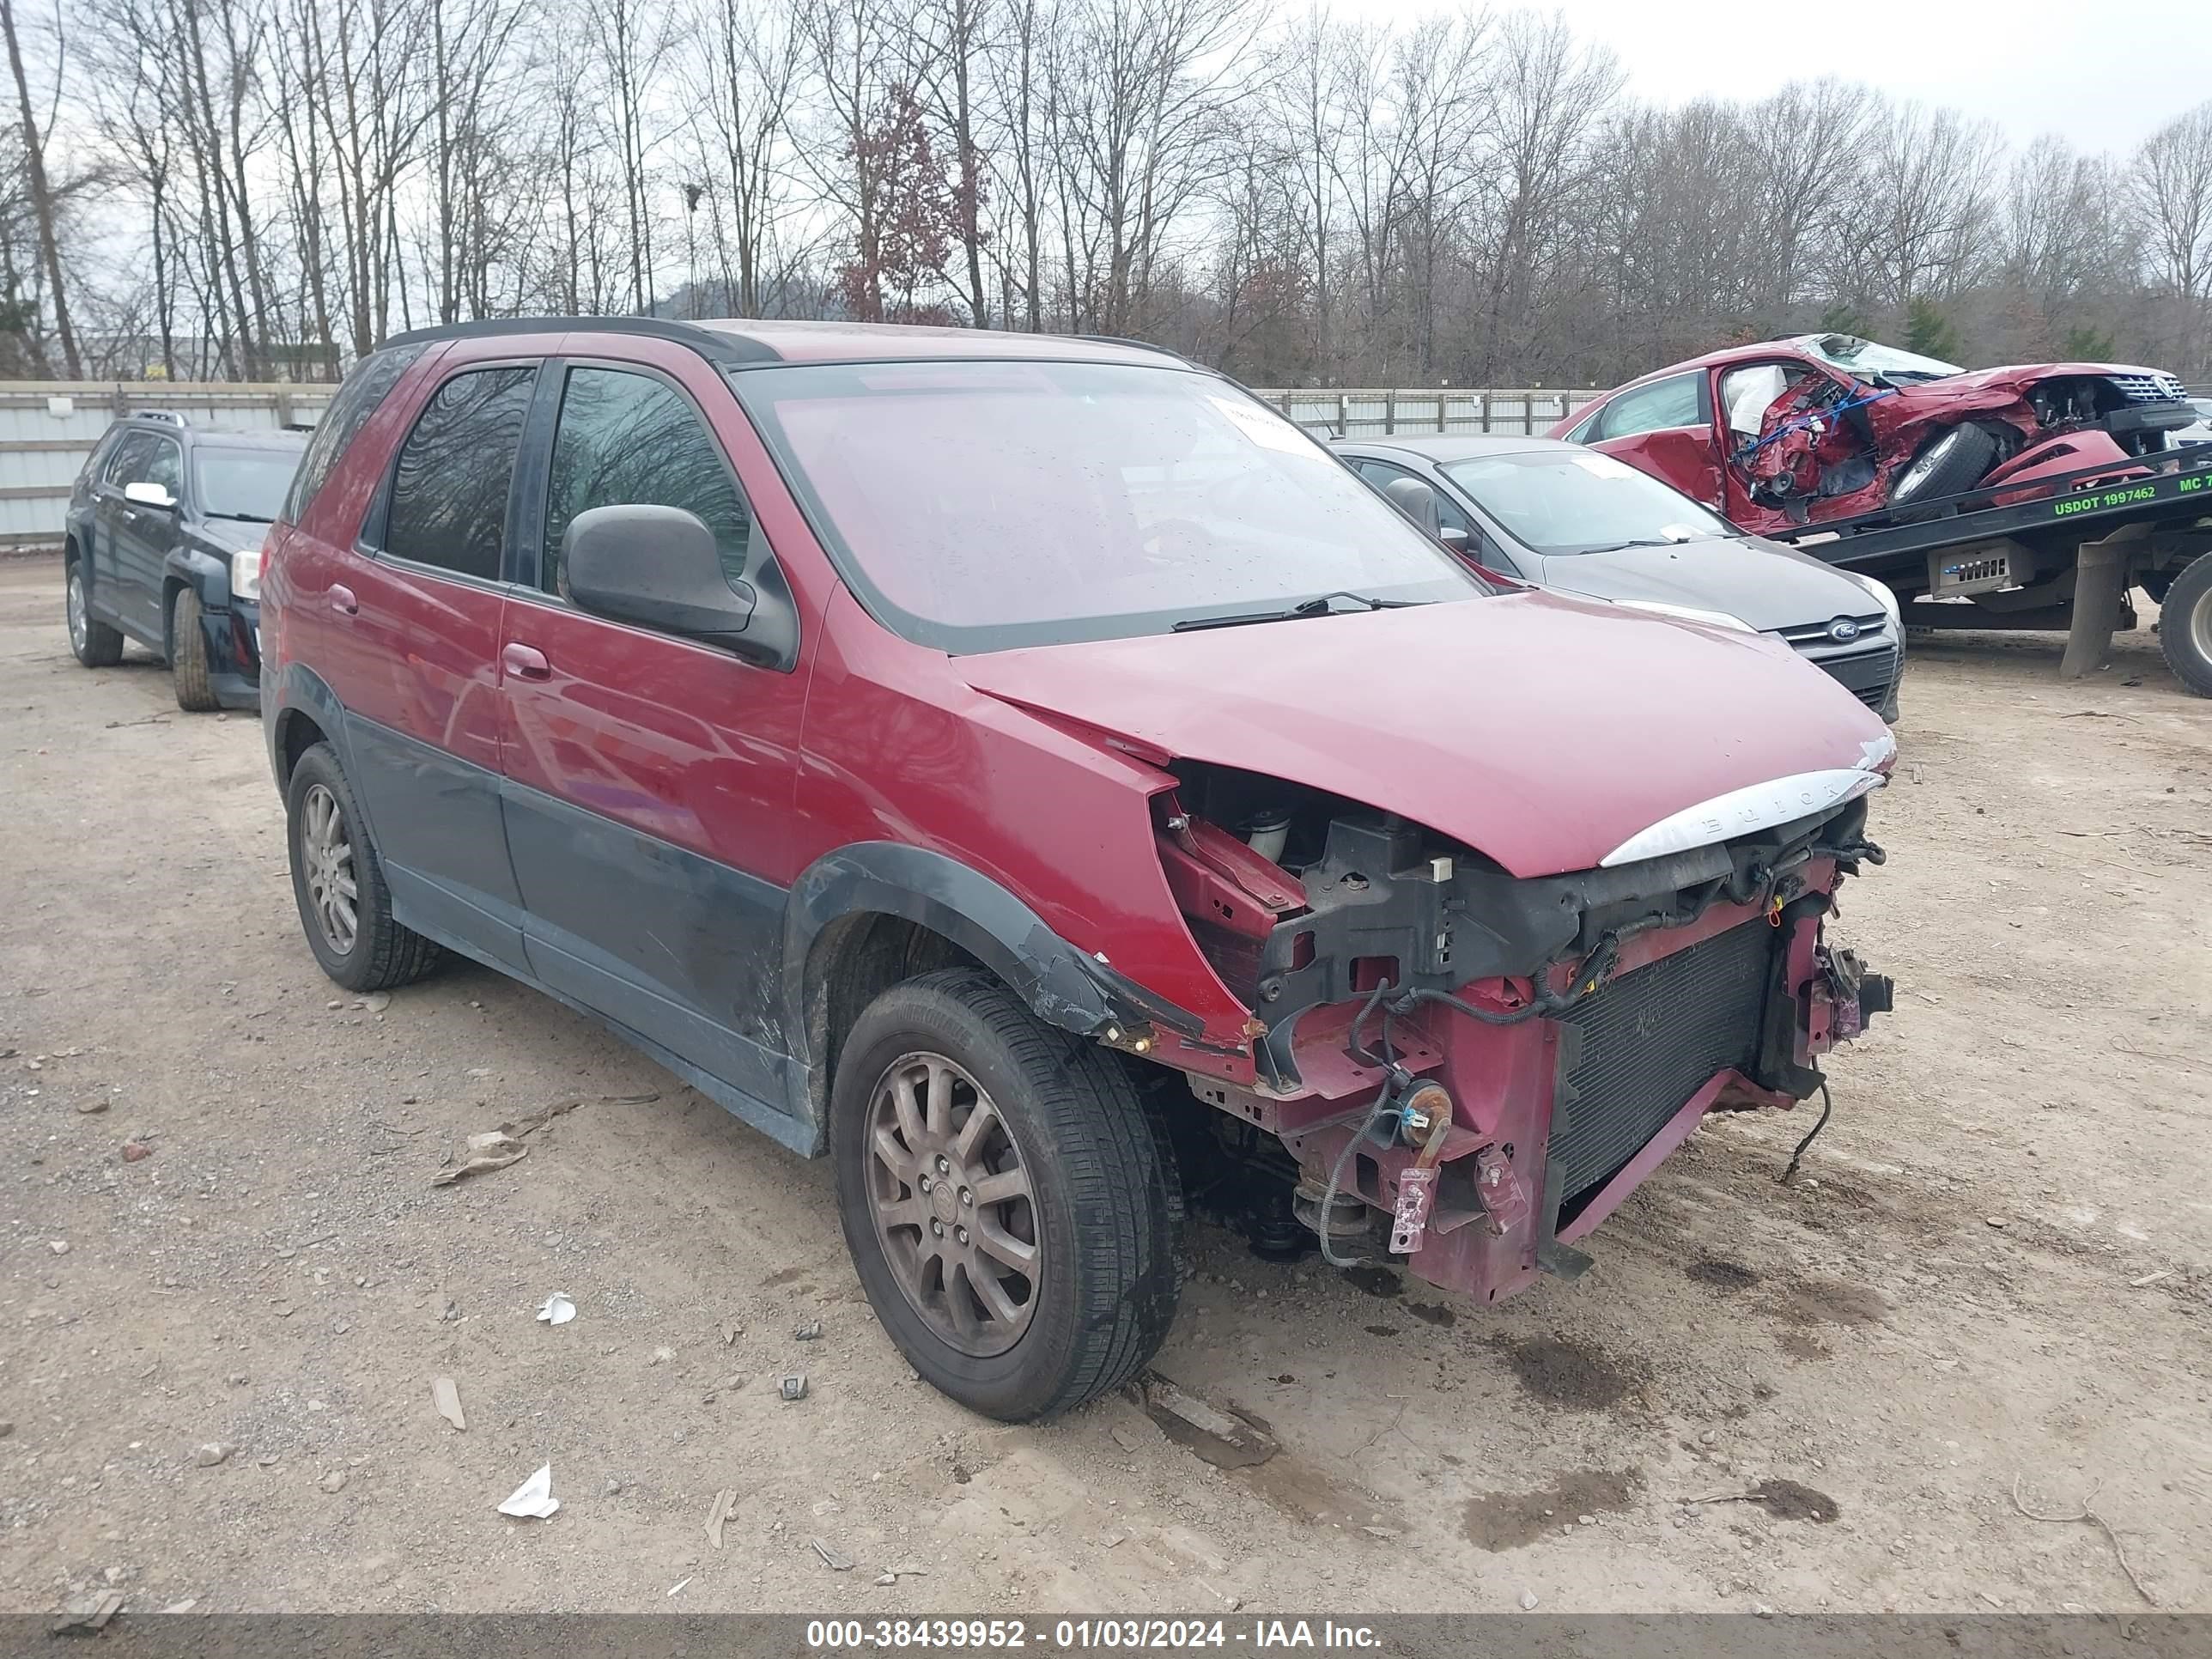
[263, 319, 1894, 1420]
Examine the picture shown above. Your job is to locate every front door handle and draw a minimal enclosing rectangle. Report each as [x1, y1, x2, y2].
[328, 584, 358, 616]
[501, 642, 551, 682]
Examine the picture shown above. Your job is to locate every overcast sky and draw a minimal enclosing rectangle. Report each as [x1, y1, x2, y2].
[1334, 0, 2212, 155]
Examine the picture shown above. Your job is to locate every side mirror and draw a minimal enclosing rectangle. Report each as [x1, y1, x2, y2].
[563, 504, 799, 669]
[123, 480, 177, 511]
[1382, 475, 1444, 540]
[1440, 525, 1470, 549]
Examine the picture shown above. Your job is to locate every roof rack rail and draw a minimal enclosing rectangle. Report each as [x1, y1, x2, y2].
[377, 314, 781, 365]
[1072, 333, 1194, 366]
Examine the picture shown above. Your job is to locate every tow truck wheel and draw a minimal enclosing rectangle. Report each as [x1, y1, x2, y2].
[832, 968, 1181, 1422]
[2157, 554, 2212, 698]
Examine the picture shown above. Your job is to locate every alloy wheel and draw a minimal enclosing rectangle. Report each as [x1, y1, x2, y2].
[66, 571, 87, 655]
[864, 1050, 1041, 1357]
[300, 783, 359, 955]
[1893, 429, 1962, 499]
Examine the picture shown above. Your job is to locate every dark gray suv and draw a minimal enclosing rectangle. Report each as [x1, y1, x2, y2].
[64, 413, 306, 711]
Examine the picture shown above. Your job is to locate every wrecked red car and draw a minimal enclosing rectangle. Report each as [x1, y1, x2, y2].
[1553, 333, 2196, 533]
[262, 319, 1893, 1421]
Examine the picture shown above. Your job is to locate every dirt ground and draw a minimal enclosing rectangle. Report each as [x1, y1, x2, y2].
[3, 556, 2209, 1620]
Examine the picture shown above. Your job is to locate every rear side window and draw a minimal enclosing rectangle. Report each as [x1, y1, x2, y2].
[283, 343, 425, 525]
[382, 367, 537, 580]
[1589, 373, 1707, 441]
[541, 367, 756, 596]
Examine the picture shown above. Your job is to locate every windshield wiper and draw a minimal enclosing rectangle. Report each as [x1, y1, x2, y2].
[1572, 538, 1687, 555]
[206, 511, 275, 522]
[1170, 591, 1418, 632]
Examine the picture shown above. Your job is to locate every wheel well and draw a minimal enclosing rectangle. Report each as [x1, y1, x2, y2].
[803, 913, 984, 1120]
[161, 574, 187, 653]
[276, 710, 330, 792]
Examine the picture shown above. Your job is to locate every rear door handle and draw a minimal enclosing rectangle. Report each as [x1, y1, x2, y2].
[329, 584, 358, 616]
[501, 642, 550, 681]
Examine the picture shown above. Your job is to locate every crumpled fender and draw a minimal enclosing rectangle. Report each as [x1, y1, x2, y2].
[780, 841, 1206, 1061]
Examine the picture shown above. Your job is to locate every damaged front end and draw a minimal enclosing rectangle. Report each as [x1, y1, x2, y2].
[1739, 366, 2192, 527]
[1147, 761, 1892, 1304]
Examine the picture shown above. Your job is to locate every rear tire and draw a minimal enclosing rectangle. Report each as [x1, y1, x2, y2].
[831, 968, 1182, 1421]
[1887, 423, 1999, 507]
[170, 586, 219, 711]
[2157, 555, 2212, 698]
[66, 559, 125, 667]
[284, 742, 444, 992]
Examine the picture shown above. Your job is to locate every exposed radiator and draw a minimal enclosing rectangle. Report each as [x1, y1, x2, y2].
[1549, 917, 1776, 1208]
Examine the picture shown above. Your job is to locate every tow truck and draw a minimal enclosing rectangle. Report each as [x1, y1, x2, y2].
[1771, 441, 2212, 695]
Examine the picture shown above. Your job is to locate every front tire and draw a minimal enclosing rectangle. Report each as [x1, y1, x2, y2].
[284, 743, 443, 991]
[66, 560, 125, 667]
[170, 586, 219, 711]
[1887, 423, 1999, 507]
[831, 969, 1181, 1421]
[2158, 555, 2212, 698]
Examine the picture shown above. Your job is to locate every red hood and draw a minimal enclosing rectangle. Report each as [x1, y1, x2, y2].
[963, 592, 1893, 879]
[1889, 361, 2162, 399]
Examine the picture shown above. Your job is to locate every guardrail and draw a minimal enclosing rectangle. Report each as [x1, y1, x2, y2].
[1252, 387, 1603, 439]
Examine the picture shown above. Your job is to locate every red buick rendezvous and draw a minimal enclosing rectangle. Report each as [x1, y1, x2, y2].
[262, 318, 1893, 1420]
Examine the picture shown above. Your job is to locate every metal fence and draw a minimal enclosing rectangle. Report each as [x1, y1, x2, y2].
[1252, 387, 1603, 439]
[0, 380, 1606, 550]
[0, 381, 332, 550]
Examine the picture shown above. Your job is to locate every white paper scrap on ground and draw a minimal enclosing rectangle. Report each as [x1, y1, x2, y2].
[536, 1293, 576, 1326]
[497, 1464, 559, 1518]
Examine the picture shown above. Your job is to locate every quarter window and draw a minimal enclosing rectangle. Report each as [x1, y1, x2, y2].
[284, 342, 423, 526]
[542, 367, 755, 597]
[1589, 373, 1707, 442]
[382, 366, 536, 580]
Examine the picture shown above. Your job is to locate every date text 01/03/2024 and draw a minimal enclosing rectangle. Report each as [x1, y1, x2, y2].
[804, 1619, 1387, 1650]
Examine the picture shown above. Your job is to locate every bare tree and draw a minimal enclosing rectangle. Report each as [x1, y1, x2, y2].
[2, 0, 79, 374]
[689, 0, 803, 315]
[6, 0, 2211, 387]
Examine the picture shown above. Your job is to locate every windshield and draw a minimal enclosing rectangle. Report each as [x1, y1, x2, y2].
[194, 447, 301, 521]
[1440, 448, 1734, 555]
[732, 360, 1480, 651]
[1791, 333, 1962, 383]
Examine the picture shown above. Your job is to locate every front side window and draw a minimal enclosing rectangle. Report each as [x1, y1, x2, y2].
[382, 366, 536, 580]
[1590, 373, 1707, 441]
[103, 431, 158, 486]
[1350, 459, 1478, 539]
[1440, 449, 1733, 555]
[733, 360, 1480, 652]
[143, 438, 183, 497]
[543, 368, 755, 597]
[196, 449, 301, 523]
